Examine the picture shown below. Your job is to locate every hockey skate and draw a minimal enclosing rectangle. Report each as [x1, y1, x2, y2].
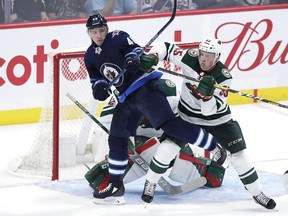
[93, 180, 125, 205]
[211, 144, 231, 168]
[253, 192, 276, 209]
[141, 180, 157, 203]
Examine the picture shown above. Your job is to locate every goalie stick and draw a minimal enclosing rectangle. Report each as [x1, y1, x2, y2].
[153, 66, 288, 110]
[107, 0, 177, 90]
[66, 92, 207, 195]
[129, 154, 207, 195]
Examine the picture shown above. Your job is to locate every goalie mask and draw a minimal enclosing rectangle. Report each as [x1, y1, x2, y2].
[198, 38, 222, 70]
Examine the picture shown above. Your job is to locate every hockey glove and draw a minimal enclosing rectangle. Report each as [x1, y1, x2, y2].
[92, 79, 110, 101]
[124, 48, 141, 70]
[85, 159, 109, 190]
[139, 53, 159, 73]
[196, 76, 216, 101]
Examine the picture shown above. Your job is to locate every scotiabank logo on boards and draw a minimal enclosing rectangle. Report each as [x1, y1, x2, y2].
[216, 19, 287, 71]
[0, 39, 59, 87]
[0, 39, 89, 87]
[0, 39, 88, 87]
[0, 44, 48, 87]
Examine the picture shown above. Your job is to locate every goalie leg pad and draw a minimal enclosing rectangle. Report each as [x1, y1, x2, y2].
[169, 154, 201, 183]
[124, 137, 160, 183]
[170, 153, 225, 188]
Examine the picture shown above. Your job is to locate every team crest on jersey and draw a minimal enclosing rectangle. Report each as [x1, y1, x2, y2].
[187, 49, 198, 57]
[95, 47, 102, 54]
[100, 63, 123, 87]
[222, 68, 231, 78]
[165, 79, 176, 88]
[112, 30, 120, 38]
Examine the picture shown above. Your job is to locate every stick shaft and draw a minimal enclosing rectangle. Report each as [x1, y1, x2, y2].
[154, 66, 288, 109]
[66, 93, 109, 133]
[107, 0, 177, 89]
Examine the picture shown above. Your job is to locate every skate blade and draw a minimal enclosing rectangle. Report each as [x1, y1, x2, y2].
[93, 196, 126, 205]
[144, 203, 149, 208]
[271, 208, 279, 212]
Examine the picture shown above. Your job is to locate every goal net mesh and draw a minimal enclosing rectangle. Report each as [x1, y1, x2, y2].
[7, 42, 203, 180]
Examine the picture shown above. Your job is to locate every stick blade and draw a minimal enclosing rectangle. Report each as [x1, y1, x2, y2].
[159, 177, 207, 195]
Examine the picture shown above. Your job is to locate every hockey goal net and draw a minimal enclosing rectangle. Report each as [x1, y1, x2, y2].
[8, 42, 206, 180]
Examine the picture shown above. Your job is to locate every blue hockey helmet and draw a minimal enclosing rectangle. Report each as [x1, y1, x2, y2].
[86, 14, 108, 30]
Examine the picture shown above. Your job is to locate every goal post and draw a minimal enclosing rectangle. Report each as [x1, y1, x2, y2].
[8, 42, 206, 181]
[8, 48, 100, 180]
[52, 51, 91, 180]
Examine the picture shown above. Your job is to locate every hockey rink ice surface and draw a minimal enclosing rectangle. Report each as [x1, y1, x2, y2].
[1, 101, 288, 216]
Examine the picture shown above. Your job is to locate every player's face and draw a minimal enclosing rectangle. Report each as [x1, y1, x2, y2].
[88, 27, 108, 46]
[198, 51, 216, 71]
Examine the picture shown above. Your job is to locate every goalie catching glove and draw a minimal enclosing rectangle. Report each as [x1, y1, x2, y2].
[85, 159, 109, 191]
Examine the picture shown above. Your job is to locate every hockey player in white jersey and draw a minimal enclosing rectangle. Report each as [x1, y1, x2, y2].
[142, 38, 276, 210]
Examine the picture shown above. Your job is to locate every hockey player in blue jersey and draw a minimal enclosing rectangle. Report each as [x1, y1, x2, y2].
[84, 14, 231, 204]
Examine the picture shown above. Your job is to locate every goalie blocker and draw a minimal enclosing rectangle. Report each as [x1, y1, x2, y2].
[85, 137, 225, 191]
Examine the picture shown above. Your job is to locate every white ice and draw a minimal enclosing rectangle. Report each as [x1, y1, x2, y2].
[1, 101, 288, 216]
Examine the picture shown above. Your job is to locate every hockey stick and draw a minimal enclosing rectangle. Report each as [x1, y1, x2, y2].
[153, 66, 288, 110]
[129, 153, 207, 195]
[107, 0, 177, 90]
[66, 93, 109, 133]
[66, 92, 206, 195]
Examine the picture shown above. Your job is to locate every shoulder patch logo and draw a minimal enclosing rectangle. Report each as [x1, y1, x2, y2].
[165, 79, 176, 88]
[222, 68, 231, 78]
[112, 30, 120, 38]
[187, 49, 198, 57]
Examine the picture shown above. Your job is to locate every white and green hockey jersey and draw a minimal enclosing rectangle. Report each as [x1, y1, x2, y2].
[150, 42, 233, 126]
